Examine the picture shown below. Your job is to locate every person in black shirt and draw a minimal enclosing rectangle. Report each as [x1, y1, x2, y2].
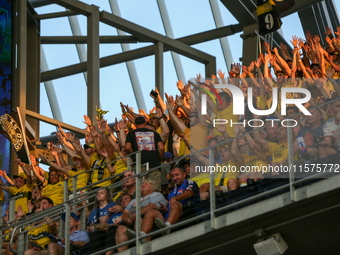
[125, 117, 164, 191]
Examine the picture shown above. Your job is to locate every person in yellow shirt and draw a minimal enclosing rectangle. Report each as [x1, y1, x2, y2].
[0, 159, 33, 214]
[23, 197, 57, 253]
[211, 92, 239, 139]
[40, 153, 89, 193]
[231, 124, 269, 174]
[42, 169, 64, 206]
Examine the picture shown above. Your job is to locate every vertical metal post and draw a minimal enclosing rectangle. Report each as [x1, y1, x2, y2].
[72, 176, 77, 213]
[127, 155, 131, 170]
[155, 42, 164, 100]
[81, 207, 87, 231]
[64, 179, 71, 255]
[108, 0, 147, 111]
[209, 148, 216, 229]
[205, 58, 217, 78]
[68, 13, 88, 84]
[87, 5, 100, 123]
[58, 218, 64, 238]
[17, 231, 25, 255]
[23, 231, 29, 251]
[287, 120, 296, 201]
[16, 0, 27, 123]
[40, 47, 63, 121]
[9, 199, 16, 222]
[135, 152, 142, 254]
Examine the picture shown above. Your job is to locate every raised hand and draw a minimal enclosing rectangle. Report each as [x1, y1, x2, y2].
[66, 132, 75, 143]
[265, 53, 272, 61]
[17, 205, 24, 218]
[255, 56, 262, 69]
[119, 119, 127, 130]
[73, 138, 82, 152]
[166, 101, 173, 111]
[231, 63, 241, 75]
[264, 41, 270, 54]
[242, 65, 249, 75]
[177, 80, 184, 92]
[27, 202, 34, 213]
[325, 26, 333, 37]
[176, 96, 184, 107]
[90, 125, 98, 137]
[305, 31, 312, 42]
[57, 123, 67, 138]
[248, 61, 255, 73]
[217, 69, 225, 79]
[120, 102, 126, 113]
[195, 74, 202, 83]
[83, 115, 92, 127]
[53, 144, 62, 154]
[290, 35, 299, 48]
[313, 35, 320, 45]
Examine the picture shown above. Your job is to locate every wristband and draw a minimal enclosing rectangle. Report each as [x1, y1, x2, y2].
[124, 112, 128, 116]
[158, 117, 163, 120]
[20, 163, 24, 167]
[116, 130, 120, 133]
[89, 125, 92, 127]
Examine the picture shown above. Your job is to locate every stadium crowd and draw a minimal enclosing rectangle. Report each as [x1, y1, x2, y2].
[1, 26, 340, 254]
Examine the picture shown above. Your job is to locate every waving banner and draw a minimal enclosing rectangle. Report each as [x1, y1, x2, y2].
[0, 107, 31, 165]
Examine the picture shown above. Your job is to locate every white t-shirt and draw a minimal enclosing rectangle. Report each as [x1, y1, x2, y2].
[125, 192, 167, 216]
[323, 117, 340, 151]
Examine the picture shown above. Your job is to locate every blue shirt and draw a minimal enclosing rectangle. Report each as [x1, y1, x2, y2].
[165, 179, 200, 218]
[58, 230, 89, 248]
[87, 202, 115, 225]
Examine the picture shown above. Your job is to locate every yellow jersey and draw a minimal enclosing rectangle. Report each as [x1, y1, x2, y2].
[42, 181, 64, 206]
[26, 223, 51, 249]
[8, 183, 33, 214]
[213, 103, 239, 138]
[68, 168, 90, 192]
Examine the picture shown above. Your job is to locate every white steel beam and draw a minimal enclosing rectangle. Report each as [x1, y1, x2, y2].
[108, 0, 147, 111]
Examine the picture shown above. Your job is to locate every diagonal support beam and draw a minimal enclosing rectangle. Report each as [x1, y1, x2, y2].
[48, 0, 93, 16]
[41, 24, 241, 82]
[100, 11, 214, 64]
[26, 110, 87, 135]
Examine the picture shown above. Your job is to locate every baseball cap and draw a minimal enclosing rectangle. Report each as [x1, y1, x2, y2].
[83, 144, 94, 149]
[275, 70, 288, 76]
[61, 212, 80, 222]
[13, 172, 27, 179]
[72, 155, 81, 161]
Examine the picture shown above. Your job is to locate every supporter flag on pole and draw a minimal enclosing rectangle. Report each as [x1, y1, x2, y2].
[257, 0, 283, 35]
[0, 107, 31, 164]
